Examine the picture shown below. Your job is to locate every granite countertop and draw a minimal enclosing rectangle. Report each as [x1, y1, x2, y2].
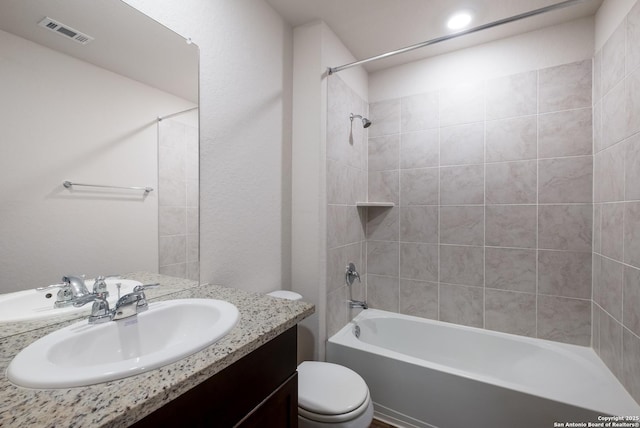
[0, 274, 314, 428]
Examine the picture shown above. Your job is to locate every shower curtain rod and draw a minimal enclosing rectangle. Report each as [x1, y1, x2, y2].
[328, 0, 588, 75]
[157, 106, 198, 122]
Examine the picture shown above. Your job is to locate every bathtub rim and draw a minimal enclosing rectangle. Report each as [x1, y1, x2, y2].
[328, 308, 640, 417]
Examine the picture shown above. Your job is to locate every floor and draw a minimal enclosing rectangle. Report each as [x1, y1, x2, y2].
[370, 419, 397, 428]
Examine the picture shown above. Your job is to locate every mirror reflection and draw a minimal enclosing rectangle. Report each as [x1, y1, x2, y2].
[0, 0, 199, 327]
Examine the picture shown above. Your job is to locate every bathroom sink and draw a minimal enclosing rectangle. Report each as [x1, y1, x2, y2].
[7, 298, 239, 388]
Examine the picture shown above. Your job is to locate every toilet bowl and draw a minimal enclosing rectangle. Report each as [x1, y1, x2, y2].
[266, 291, 374, 428]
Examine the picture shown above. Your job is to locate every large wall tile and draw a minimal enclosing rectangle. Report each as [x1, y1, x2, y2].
[538, 156, 592, 204]
[626, 134, 640, 201]
[439, 82, 485, 127]
[599, 257, 624, 322]
[599, 141, 626, 203]
[159, 206, 187, 236]
[440, 164, 484, 205]
[601, 203, 624, 261]
[440, 206, 484, 246]
[627, 66, 640, 138]
[367, 241, 399, 277]
[485, 247, 536, 293]
[594, 101, 603, 154]
[401, 92, 438, 132]
[369, 99, 401, 137]
[593, 203, 602, 253]
[623, 329, 640, 404]
[400, 279, 438, 319]
[538, 204, 592, 252]
[602, 81, 627, 149]
[538, 60, 592, 113]
[159, 235, 186, 266]
[538, 108, 592, 158]
[624, 265, 640, 337]
[629, 1, 640, 73]
[440, 245, 484, 287]
[439, 283, 483, 328]
[486, 116, 537, 162]
[599, 310, 623, 379]
[400, 168, 439, 206]
[486, 71, 537, 120]
[399, 206, 439, 243]
[486, 205, 537, 249]
[602, 21, 626, 96]
[400, 130, 439, 169]
[485, 160, 537, 204]
[367, 274, 399, 312]
[366, 206, 399, 241]
[538, 250, 592, 299]
[327, 205, 364, 249]
[327, 243, 362, 293]
[440, 122, 484, 166]
[400, 243, 438, 283]
[485, 289, 536, 337]
[537, 295, 591, 346]
[594, 49, 602, 104]
[625, 202, 640, 269]
[327, 286, 348, 338]
[368, 170, 399, 204]
[369, 135, 400, 171]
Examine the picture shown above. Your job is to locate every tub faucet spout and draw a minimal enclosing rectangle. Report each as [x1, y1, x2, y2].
[349, 299, 368, 310]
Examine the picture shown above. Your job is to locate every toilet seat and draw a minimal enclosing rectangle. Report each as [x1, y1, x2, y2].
[297, 361, 371, 423]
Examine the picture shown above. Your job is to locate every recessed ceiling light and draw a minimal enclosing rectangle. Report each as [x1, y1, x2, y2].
[447, 11, 473, 30]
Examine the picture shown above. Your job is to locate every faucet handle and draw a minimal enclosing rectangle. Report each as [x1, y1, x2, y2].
[92, 276, 109, 297]
[345, 263, 361, 286]
[133, 283, 160, 292]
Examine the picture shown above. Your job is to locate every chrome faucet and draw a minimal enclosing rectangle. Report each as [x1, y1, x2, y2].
[35, 275, 91, 308]
[74, 283, 160, 324]
[348, 299, 368, 309]
[345, 262, 368, 310]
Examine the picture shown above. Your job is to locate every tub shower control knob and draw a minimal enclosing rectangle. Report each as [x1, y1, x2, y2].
[345, 262, 361, 286]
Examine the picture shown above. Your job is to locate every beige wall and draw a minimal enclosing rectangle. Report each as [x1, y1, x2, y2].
[0, 29, 193, 292]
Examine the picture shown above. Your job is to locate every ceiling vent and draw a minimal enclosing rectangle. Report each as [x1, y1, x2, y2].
[37, 17, 94, 45]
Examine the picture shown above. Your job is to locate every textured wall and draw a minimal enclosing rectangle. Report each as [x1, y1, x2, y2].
[592, 0, 640, 404]
[364, 59, 594, 346]
[124, 0, 293, 293]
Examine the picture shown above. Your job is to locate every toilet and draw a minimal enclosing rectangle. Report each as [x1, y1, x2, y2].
[267, 290, 374, 428]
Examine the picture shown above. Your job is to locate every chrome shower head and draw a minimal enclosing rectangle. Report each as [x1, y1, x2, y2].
[350, 113, 372, 128]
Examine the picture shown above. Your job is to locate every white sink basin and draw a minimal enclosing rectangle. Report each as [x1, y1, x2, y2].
[0, 278, 141, 323]
[7, 298, 239, 388]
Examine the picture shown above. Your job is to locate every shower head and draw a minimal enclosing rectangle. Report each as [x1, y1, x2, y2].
[350, 113, 372, 128]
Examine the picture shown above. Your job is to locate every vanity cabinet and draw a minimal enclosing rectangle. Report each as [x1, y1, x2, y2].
[131, 327, 298, 428]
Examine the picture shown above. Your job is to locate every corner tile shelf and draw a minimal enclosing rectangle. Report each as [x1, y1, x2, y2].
[355, 202, 395, 207]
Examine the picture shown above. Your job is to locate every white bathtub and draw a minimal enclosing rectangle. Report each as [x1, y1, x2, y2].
[327, 309, 640, 428]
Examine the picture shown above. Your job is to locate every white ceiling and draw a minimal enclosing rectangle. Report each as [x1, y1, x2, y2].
[266, 0, 603, 72]
[0, 0, 198, 103]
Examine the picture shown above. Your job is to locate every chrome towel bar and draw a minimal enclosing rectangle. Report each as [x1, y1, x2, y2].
[63, 180, 153, 194]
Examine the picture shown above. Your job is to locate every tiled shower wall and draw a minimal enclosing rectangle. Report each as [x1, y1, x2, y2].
[365, 59, 594, 346]
[326, 75, 368, 337]
[158, 118, 199, 281]
[592, 1, 640, 403]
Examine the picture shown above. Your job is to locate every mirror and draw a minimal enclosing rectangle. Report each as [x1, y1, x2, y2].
[0, 0, 199, 333]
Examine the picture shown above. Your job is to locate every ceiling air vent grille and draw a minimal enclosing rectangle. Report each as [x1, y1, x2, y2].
[37, 17, 94, 45]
